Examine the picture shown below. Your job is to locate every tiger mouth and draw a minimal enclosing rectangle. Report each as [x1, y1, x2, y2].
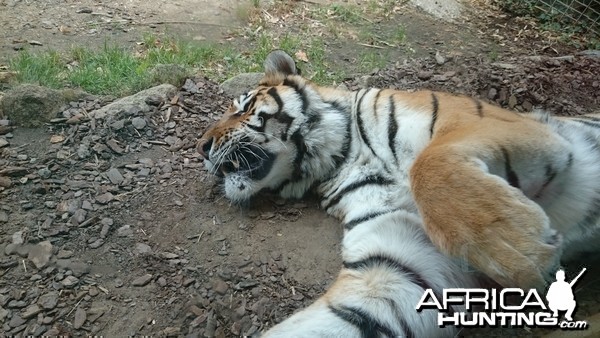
[215, 145, 276, 181]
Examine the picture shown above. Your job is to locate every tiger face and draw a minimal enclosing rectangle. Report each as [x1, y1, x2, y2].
[197, 51, 317, 203]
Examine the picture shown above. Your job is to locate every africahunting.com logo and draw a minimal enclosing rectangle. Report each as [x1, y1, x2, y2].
[416, 268, 588, 330]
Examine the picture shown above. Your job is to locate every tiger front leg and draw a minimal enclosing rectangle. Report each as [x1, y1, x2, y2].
[410, 144, 562, 288]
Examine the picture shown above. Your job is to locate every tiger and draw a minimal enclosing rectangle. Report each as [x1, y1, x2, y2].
[196, 50, 600, 337]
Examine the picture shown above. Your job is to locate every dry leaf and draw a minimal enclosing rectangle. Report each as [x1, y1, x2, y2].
[295, 50, 309, 63]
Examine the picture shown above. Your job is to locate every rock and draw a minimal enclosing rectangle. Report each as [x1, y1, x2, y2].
[163, 327, 181, 336]
[111, 119, 125, 130]
[410, 0, 462, 21]
[213, 279, 228, 295]
[38, 292, 59, 310]
[56, 249, 73, 259]
[9, 314, 26, 328]
[158, 277, 167, 287]
[56, 259, 90, 277]
[88, 239, 104, 249]
[27, 241, 53, 269]
[96, 192, 115, 204]
[0, 306, 8, 323]
[105, 139, 124, 154]
[1, 84, 88, 127]
[106, 168, 124, 185]
[487, 88, 497, 100]
[182, 78, 199, 93]
[132, 274, 153, 286]
[134, 243, 152, 255]
[145, 95, 163, 106]
[77, 143, 91, 159]
[71, 209, 87, 225]
[12, 230, 24, 245]
[435, 51, 446, 65]
[61, 275, 79, 288]
[90, 84, 177, 119]
[148, 64, 189, 87]
[417, 71, 433, 80]
[220, 73, 264, 97]
[21, 304, 41, 319]
[0, 176, 11, 188]
[37, 168, 52, 179]
[73, 307, 86, 329]
[0, 138, 8, 148]
[117, 225, 133, 237]
[5, 243, 18, 255]
[508, 94, 518, 109]
[131, 117, 147, 130]
[0, 71, 17, 84]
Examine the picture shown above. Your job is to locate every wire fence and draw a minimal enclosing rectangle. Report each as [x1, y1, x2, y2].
[497, 0, 600, 36]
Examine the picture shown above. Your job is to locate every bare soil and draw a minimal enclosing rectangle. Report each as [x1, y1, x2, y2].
[0, 0, 599, 337]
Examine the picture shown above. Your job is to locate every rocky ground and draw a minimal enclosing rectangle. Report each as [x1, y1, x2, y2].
[1, 49, 600, 336]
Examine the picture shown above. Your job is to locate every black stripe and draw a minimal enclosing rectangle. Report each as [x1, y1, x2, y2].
[328, 305, 395, 338]
[576, 115, 600, 122]
[567, 152, 574, 167]
[373, 89, 382, 120]
[290, 129, 306, 182]
[343, 209, 399, 231]
[277, 112, 295, 142]
[388, 96, 399, 163]
[430, 93, 439, 137]
[241, 95, 257, 112]
[501, 147, 520, 189]
[344, 253, 454, 316]
[323, 175, 394, 209]
[534, 164, 557, 198]
[473, 98, 483, 117]
[326, 100, 353, 168]
[283, 78, 308, 113]
[267, 87, 283, 112]
[356, 90, 378, 156]
[575, 119, 600, 129]
[344, 254, 431, 291]
[384, 298, 415, 338]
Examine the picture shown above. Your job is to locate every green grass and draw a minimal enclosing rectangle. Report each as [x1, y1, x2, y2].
[358, 49, 388, 73]
[10, 50, 65, 89]
[8, 37, 246, 96]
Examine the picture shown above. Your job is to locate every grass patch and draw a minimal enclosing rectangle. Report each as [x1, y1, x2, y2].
[358, 49, 388, 73]
[9, 36, 246, 96]
[10, 50, 65, 89]
[8, 0, 410, 96]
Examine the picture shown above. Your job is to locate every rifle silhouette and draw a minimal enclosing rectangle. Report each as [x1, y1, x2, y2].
[569, 268, 586, 287]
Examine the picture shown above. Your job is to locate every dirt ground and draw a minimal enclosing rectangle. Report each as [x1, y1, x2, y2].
[0, 0, 599, 337]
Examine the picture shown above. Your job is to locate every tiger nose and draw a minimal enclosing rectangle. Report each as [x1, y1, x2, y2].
[197, 137, 213, 159]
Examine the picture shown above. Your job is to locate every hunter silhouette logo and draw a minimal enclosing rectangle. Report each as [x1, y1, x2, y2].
[546, 268, 586, 321]
[416, 268, 589, 330]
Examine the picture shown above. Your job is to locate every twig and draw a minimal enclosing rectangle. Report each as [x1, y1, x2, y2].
[137, 21, 239, 29]
[357, 43, 385, 49]
[281, 275, 295, 296]
[22, 259, 27, 272]
[66, 298, 84, 317]
[78, 216, 99, 228]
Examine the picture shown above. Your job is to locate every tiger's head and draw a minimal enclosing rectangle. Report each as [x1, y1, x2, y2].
[197, 50, 351, 203]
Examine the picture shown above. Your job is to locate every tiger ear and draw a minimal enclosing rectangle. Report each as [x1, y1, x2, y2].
[264, 50, 298, 76]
